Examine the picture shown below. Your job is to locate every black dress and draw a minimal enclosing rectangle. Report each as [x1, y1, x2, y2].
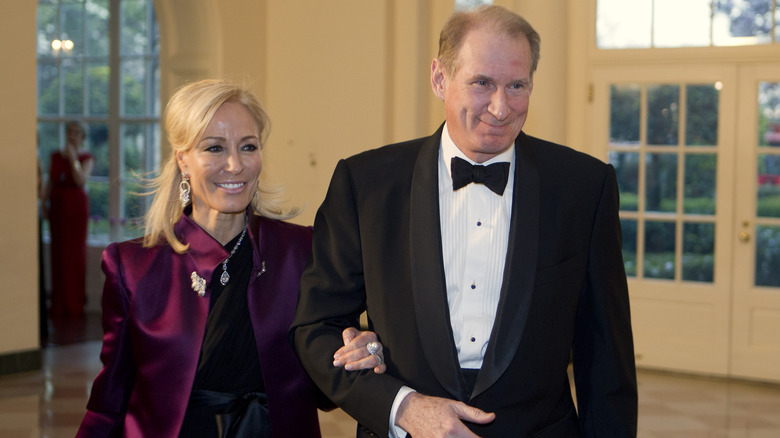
[179, 231, 270, 437]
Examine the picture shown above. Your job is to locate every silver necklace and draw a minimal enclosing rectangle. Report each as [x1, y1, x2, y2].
[219, 221, 248, 286]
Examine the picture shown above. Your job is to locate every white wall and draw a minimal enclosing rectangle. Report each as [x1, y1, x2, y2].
[0, 1, 40, 356]
[503, 0, 571, 147]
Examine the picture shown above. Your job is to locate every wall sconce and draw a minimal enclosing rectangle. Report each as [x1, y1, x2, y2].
[51, 39, 74, 55]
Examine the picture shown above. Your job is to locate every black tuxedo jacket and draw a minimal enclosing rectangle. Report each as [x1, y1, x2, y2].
[291, 125, 637, 437]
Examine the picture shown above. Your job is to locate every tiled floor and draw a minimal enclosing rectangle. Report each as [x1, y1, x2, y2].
[2, 316, 780, 437]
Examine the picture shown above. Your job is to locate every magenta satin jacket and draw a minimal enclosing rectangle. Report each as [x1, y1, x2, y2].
[77, 212, 323, 437]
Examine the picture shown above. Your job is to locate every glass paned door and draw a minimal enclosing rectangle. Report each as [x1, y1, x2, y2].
[597, 64, 780, 383]
[593, 65, 736, 377]
[731, 66, 780, 383]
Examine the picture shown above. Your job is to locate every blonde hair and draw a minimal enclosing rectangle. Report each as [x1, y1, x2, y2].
[437, 5, 541, 79]
[143, 79, 300, 252]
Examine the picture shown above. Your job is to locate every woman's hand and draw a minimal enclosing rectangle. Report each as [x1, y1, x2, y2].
[333, 327, 386, 374]
[65, 144, 80, 162]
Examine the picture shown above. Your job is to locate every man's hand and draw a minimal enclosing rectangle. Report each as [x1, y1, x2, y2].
[333, 327, 387, 373]
[396, 392, 495, 437]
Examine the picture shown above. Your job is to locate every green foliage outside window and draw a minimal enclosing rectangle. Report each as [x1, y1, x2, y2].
[756, 226, 780, 287]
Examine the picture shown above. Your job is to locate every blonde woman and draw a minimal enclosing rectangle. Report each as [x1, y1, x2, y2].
[78, 80, 384, 437]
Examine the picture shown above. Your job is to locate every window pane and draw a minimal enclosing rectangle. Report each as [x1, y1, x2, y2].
[87, 179, 110, 242]
[121, 58, 146, 115]
[686, 84, 720, 146]
[121, 122, 158, 239]
[37, 60, 60, 115]
[87, 122, 109, 179]
[37, 122, 62, 176]
[121, 179, 147, 240]
[599, 0, 779, 48]
[759, 82, 780, 147]
[758, 154, 780, 218]
[85, 0, 109, 57]
[684, 154, 717, 214]
[455, 0, 492, 10]
[62, 58, 84, 115]
[758, 82, 780, 219]
[61, 2, 84, 56]
[647, 85, 679, 145]
[610, 84, 641, 145]
[654, 0, 711, 48]
[755, 225, 780, 287]
[713, 0, 773, 46]
[682, 222, 715, 282]
[152, 60, 161, 115]
[121, 0, 149, 56]
[645, 153, 678, 213]
[621, 219, 637, 277]
[151, 5, 160, 53]
[122, 123, 158, 175]
[37, 3, 59, 55]
[776, 6, 780, 43]
[87, 60, 109, 115]
[644, 221, 676, 279]
[610, 151, 640, 212]
[597, 0, 652, 49]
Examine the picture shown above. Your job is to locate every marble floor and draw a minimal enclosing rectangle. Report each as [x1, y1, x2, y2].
[2, 315, 780, 437]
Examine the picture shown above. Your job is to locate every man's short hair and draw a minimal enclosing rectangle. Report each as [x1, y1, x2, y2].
[437, 5, 541, 78]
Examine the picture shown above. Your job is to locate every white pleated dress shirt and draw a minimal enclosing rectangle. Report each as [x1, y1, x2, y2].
[439, 124, 514, 368]
[389, 123, 515, 437]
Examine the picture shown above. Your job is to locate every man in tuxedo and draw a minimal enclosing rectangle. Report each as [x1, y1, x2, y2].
[291, 5, 637, 437]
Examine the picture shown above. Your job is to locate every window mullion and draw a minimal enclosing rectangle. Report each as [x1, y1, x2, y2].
[108, 0, 121, 242]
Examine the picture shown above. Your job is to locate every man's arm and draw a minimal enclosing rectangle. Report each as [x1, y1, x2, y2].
[290, 159, 404, 436]
[571, 164, 638, 436]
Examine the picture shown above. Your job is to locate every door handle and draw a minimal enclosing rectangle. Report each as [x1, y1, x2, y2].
[738, 230, 750, 243]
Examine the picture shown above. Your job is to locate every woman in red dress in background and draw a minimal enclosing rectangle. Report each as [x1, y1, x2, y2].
[42, 121, 94, 319]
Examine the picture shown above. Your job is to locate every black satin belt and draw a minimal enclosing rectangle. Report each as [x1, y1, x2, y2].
[189, 390, 271, 438]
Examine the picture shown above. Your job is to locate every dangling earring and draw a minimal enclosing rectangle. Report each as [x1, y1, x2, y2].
[179, 175, 191, 208]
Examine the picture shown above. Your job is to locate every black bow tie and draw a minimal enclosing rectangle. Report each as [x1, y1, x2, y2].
[450, 156, 510, 195]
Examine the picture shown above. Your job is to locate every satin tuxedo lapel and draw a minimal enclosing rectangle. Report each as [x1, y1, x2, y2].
[409, 127, 468, 401]
[472, 132, 540, 399]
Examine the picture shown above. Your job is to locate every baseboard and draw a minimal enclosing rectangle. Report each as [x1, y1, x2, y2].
[0, 349, 42, 376]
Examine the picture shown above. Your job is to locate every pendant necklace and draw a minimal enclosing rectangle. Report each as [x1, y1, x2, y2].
[220, 219, 248, 286]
